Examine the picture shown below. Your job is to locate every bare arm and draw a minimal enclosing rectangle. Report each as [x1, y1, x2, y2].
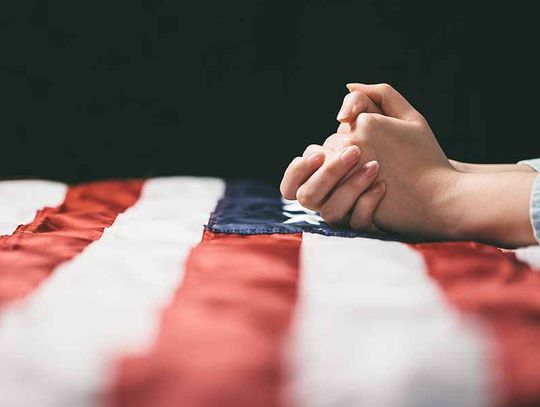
[442, 170, 537, 248]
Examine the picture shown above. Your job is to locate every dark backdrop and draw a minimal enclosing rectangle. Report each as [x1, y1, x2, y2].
[1, 1, 539, 183]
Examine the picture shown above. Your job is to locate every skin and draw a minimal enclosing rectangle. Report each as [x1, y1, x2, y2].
[280, 83, 537, 248]
[280, 91, 386, 232]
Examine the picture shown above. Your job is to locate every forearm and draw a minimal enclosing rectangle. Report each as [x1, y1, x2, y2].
[450, 160, 535, 173]
[444, 171, 537, 248]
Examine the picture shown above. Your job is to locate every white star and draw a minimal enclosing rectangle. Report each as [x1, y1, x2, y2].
[282, 211, 323, 225]
[281, 198, 318, 215]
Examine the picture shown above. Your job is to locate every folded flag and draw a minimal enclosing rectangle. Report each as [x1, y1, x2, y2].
[0, 177, 539, 407]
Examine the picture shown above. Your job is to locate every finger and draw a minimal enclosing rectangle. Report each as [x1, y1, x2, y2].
[349, 180, 386, 231]
[319, 160, 380, 226]
[302, 144, 325, 158]
[280, 152, 325, 200]
[353, 111, 413, 140]
[336, 91, 382, 123]
[337, 122, 352, 134]
[296, 145, 361, 210]
[346, 83, 422, 122]
[322, 133, 351, 153]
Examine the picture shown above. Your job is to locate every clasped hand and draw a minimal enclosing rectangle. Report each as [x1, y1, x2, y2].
[281, 83, 460, 241]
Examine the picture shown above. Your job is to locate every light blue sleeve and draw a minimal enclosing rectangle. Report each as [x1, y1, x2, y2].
[518, 159, 540, 244]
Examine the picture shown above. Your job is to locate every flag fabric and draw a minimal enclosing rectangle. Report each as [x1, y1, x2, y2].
[1, 177, 540, 407]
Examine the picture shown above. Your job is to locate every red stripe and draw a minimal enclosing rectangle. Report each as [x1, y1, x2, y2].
[412, 242, 540, 407]
[0, 179, 143, 307]
[110, 231, 301, 407]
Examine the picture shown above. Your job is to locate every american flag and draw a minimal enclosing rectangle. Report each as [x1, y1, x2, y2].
[1, 177, 540, 407]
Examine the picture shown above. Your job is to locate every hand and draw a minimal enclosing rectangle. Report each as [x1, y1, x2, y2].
[323, 83, 537, 247]
[323, 83, 458, 240]
[280, 143, 385, 232]
[281, 90, 388, 231]
[337, 89, 537, 176]
[281, 83, 537, 247]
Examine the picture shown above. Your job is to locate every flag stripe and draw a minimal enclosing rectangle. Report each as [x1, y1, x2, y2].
[110, 231, 301, 407]
[413, 242, 540, 406]
[288, 234, 492, 407]
[0, 180, 67, 236]
[0, 177, 224, 407]
[0, 179, 143, 307]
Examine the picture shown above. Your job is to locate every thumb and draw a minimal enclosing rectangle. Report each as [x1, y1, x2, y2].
[346, 83, 422, 122]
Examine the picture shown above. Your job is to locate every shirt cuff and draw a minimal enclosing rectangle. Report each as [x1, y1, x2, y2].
[530, 174, 540, 244]
[518, 159, 540, 244]
[518, 158, 540, 172]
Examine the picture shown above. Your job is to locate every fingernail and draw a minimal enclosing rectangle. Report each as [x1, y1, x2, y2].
[339, 146, 360, 164]
[337, 101, 352, 121]
[361, 160, 379, 177]
[307, 152, 324, 165]
[372, 181, 386, 194]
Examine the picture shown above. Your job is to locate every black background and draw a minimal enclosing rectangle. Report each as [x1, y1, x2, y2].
[1, 1, 539, 183]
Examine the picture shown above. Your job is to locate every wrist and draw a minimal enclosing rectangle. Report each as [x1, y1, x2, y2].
[428, 169, 469, 241]
[442, 171, 537, 247]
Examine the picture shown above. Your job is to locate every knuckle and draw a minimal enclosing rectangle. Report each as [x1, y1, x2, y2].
[323, 133, 341, 150]
[327, 131, 353, 147]
[379, 82, 394, 93]
[303, 144, 323, 157]
[327, 132, 340, 141]
[320, 205, 341, 225]
[296, 186, 316, 209]
[324, 161, 342, 177]
[349, 214, 369, 231]
[355, 113, 378, 133]
[349, 199, 374, 230]
[288, 159, 305, 177]
[341, 133, 355, 145]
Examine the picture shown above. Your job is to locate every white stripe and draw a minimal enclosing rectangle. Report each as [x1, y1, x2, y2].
[514, 245, 540, 270]
[0, 180, 67, 235]
[287, 233, 494, 407]
[0, 177, 224, 407]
